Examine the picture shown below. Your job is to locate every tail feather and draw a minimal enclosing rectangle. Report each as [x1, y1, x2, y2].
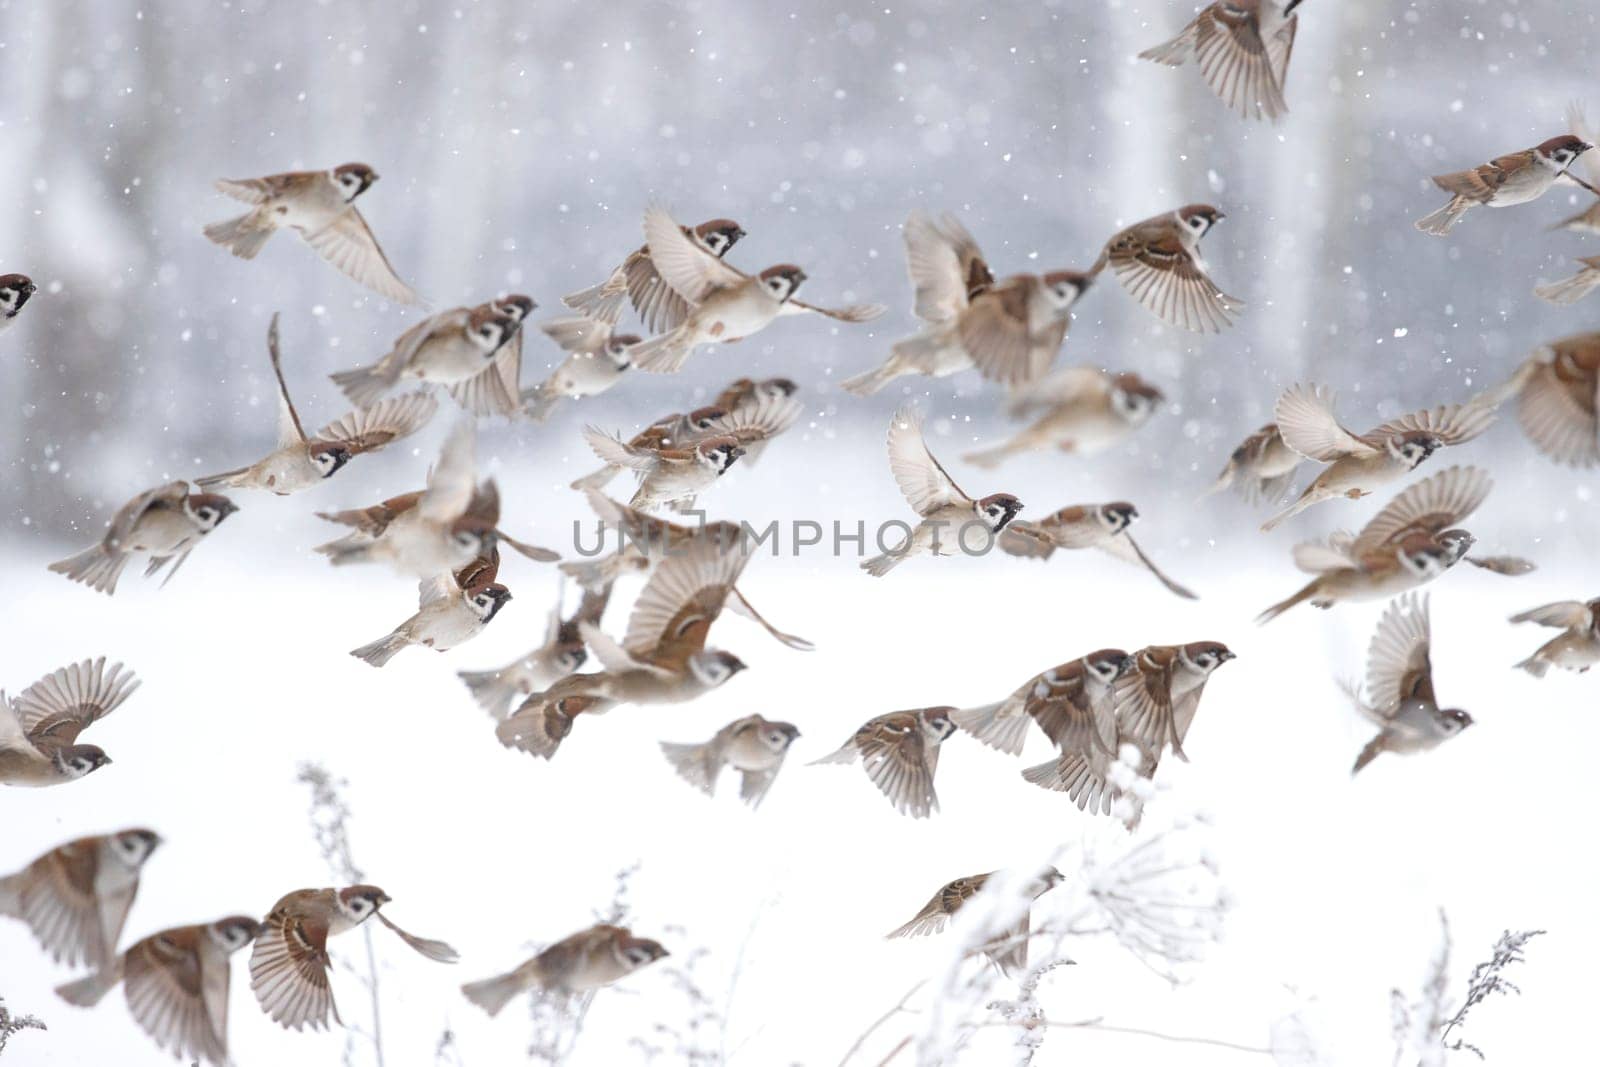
[1021, 754, 1115, 815]
[351, 632, 409, 667]
[49, 546, 127, 596]
[56, 964, 124, 1007]
[1255, 580, 1317, 625]
[951, 701, 1031, 756]
[461, 971, 525, 1017]
[330, 363, 401, 409]
[570, 464, 621, 492]
[1414, 197, 1470, 237]
[838, 358, 907, 397]
[807, 742, 859, 767]
[1260, 491, 1317, 532]
[1352, 735, 1387, 775]
[457, 667, 524, 719]
[660, 740, 718, 794]
[203, 211, 275, 259]
[318, 538, 373, 565]
[562, 278, 626, 325]
[860, 548, 907, 577]
[559, 554, 626, 592]
[1514, 654, 1551, 678]
[628, 327, 693, 374]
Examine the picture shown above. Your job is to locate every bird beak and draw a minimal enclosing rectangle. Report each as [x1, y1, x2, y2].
[1283, 0, 1302, 13]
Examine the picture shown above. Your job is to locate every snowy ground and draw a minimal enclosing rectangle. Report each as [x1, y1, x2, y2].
[3, 424, 1595, 1066]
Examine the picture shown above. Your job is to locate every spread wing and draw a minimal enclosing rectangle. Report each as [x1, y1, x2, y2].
[1006, 366, 1111, 419]
[1364, 594, 1435, 716]
[1106, 222, 1241, 333]
[1113, 651, 1185, 759]
[14, 657, 140, 750]
[887, 406, 969, 516]
[264, 314, 307, 447]
[1431, 160, 1516, 201]
[642, 204, 744, 303]
[312, 393, 438, 455]
[1193, 2, 1288, 120]
[123, 928, 229, 1065]
[250, 910, 337, 1031]
[301, 207, 419, 305]
[18, 841, 107, 967]
[1363, 402, 1495, 449]
[1275, 383, 1374, 460]
[904, 210, 990, 324]
[707, 390, 804, 444]
[1571, 103, 1600, 184]
[627, 245, 701, 333]
[1101, 532, 1199, 600]
[1265, 9, 1298, 95]
[1518, 358, 1600, 466]
[582, 427, 659, 471]
[213, 172, 315, 203]
[958, 279, 1036, 386]
[419, 421, 477, 521]
[623, 535, 752, 667]
[856, 715, 940, 818]
[447, 338, 523, 416]
[1510, 600, 1594, 630]
[995, 521, 1058, 559]
[776, 296, 886, 322]
[1027, 667, 1116, 757]
[1292, 533, 1359, 574]
[1352, 466, 1491, 556]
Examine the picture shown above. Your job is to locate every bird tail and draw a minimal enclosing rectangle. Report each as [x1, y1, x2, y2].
[55, 963, 124, 1007]
[660, 740, 718, 794]
[457, 667, 524, 720]
[562, 277, 626, 325]
[1259, 490, 1318, 532]
[329, 362, 401, 409]
[860, 548, 906, 577]
[194, 467, 248, 490]
[1514, 654, 1551, 679]
[1138, 25, 1196, 65]
[1414, 197, 1470, 237]
[48, 546, 126, 596]
[461, 970, 526, 1018]
[1255, 579, 1318, 625]
[627, 326, 693, 374]
[203, 210, 275, 259]
[950, 701, 1031, 756]
[838, 357, 908, 397]
[1549, 204, 1600, 236]
[1533, 269, 1600, 307]
[570, 464, 621, 492]
[807, 742, 859, 767]
[350, 631, 409, 667]
[559, 553, 626, 593]
[961, 436, 1025, 470]
[1352, 735, 1387, 775]
[317, 537, 373, 566]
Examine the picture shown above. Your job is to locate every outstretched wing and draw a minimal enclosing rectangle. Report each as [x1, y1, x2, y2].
[301, 207, 420, 305]
[1352, 466, 1491, 556]
[642, 204, 744, 303]
[312, 393, 438, 455]
[1275, 383, 1374, 461]
[1364, 594, 1435, 716]
[887, 406, 969, 515]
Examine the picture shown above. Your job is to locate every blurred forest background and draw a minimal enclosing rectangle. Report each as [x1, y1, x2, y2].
[0, 0, 1596, 545]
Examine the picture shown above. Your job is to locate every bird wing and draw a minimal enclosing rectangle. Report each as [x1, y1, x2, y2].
[777, 296, 887, 322]
[623, 535, 752, 666]
[1274, 383, 1374, 460]
[887, 405, 970, 516]
[14, 657, 139, 750]
[312, 392, 439, 456]
[250, 907, 337, 1031]
[642, 204, 744, 303]
[418, 421, 477, 521]
[1363, 402, 1496, 449]
[1365, 594, 1435, 716]
[1193, 1, 1288, 120]
[263, 313, 308, 448]
[856, 714, 940, 818]
[1101, 532, 1199, 600]
[958, 278, 1038, 387]
[1106, 222, 1241, 333]
[1351, 466, 1491, 556]
[103, 482, 189, 554]
[301, 207, 420, 305]
[1510, 600, 1594, 630]
[903, 210, 990, 323]
[123, 928, 228, 1066]
[1518, 358, 1600, 467]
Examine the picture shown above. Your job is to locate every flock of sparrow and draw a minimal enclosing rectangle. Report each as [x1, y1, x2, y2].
[5, 2, 1600, 1063]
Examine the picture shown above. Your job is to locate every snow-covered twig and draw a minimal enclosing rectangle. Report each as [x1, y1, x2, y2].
[0, 997, 46, 1058]
[1390, 911, 1544, 1064]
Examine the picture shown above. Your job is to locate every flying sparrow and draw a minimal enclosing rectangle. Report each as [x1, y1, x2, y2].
[563, 216, 746, 329]
[1205, 422, 1301, 503]
[314, 477, 558, 569]
[1550, 103, 1600, 233]
[496, 536, 752, 760]
[1511, 597, 1600, 677]
[1534, 255, 1600, 306]
[626, 205, 883, 373]
[1139, 0, 1302, 122]
[809, 707, 958, 819]
[521, 317, 640, 422]
[1342, 594, 1471, 774]
[203, 162, 419, 304]
[998, 501, 1198, 599]
[660, 715, 801, 808]
[199, 315, 436, 495]
[0, 273, 36, 331]
[581, 430, 745, 513]
[54, 915, 261, 1067]
[888, 867, 1065, 980]
[350, 556, 513, 667]
[1484, 332, 1600, 466]
[0, 657, 139, 787]
[1091, 205, 1243, 333]
[953, 648, 1133, 759]
[1260, 382, 1494, 530]
[1415, 135, 1594, 236]
[0, 829, 162, 969]
[840, 210, 1090, 394]
[1256, 466, 1524, 623]
[862, 406, 1023, 576]
[569, 404, 730, 493]
[963, 367, 1164, 468]
[250, 885, 457, 1031]
[1111, 642, 1236, 762]
[462, 923, 668, 1017]
[330, 298, 532, 416]
[456, 584, 606, 718]
[50, 481, 238, 596]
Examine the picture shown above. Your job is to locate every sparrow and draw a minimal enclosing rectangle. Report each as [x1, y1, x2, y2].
[49, 481, 238, 596]
[861, 405, 1024, 577]
[997, 501, 1198, 599]
[840, 210, 1090, 394]
[54, 915, 261, 1067]
[1511, 597, 1600, 677]
[0, 829, 162, 970]
[462, 924, 669, 1017]
[626, 205, 883, 373]
[1415, 135, 1594, 236]
[888, 868, 1065, 980]
[708, 376, 803, 465]
[314, 478, 559, 568]
[1139, 0, 1302, 122]
[496, 536, 752, 760]
[564, 491, 814, 651]
[1534, 255, 1600, 307]
[199, 315, 436, 494]
[963, 367, 1164, 468]
[456, 583, 606, 718]
[350, 557, 513, 667]
[1256, 465, 1524, 623]
[250, 885, 458, 1031]
[330, 297, 532, 415]
[316, 422, 503, 576]
[1110, 642, 1236, 762]
[1551, 103, 1600, 233]
[1260, 382, 1494, 530]
[660, 715, 801, 808]
[0, 273, 36, 331]
[1484, 332, 1600, 466]
[563, 216, 747, 329]
[809, 707, 958, 819]
[581, 430, 745, 513]
[953, 649, 1134, 760]
[1342, 594, 1471, 774]
[1205, 422, 1301, 503]
[0, 657, 139, 787]
[1091, 205, 1243, 333]
[521, 317, 640, 422]
[569, 404, 730, 493]
[203, 162, 419, 304]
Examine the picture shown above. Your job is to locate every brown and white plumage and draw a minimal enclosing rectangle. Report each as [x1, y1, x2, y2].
[660, 715, 801, 807]
[1206, 422, 1301, 504]
[563, 217, 746, 329]
[0, 829, 161, 970]
[1415, 135, 1594, 236]
[1343, 595, 1472, 774]
[810, 707, 957, 818]
[964, 368, 1164, 467]
[1139, 0, 1300, 122]
[888, 868, 1065, 979]
[330, 301, 527, 415]
[49, 482, 238, 596]
[997, 501, 1198, 599]
[1511, 597, 1600, 678]
[349, 564, 513, 667]
[1489, 334, 1600, 466]
[456, 585, 604, 718]
[1111, 643, 1235, 763]
[1092, 205, 1242, 333]
[1534, 255, 1600, 306]
[0, 658, 139, 787]
[521, 317, 638, 422]
[953, 649, 1131, 759]
[462, 924, 668, 1017]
